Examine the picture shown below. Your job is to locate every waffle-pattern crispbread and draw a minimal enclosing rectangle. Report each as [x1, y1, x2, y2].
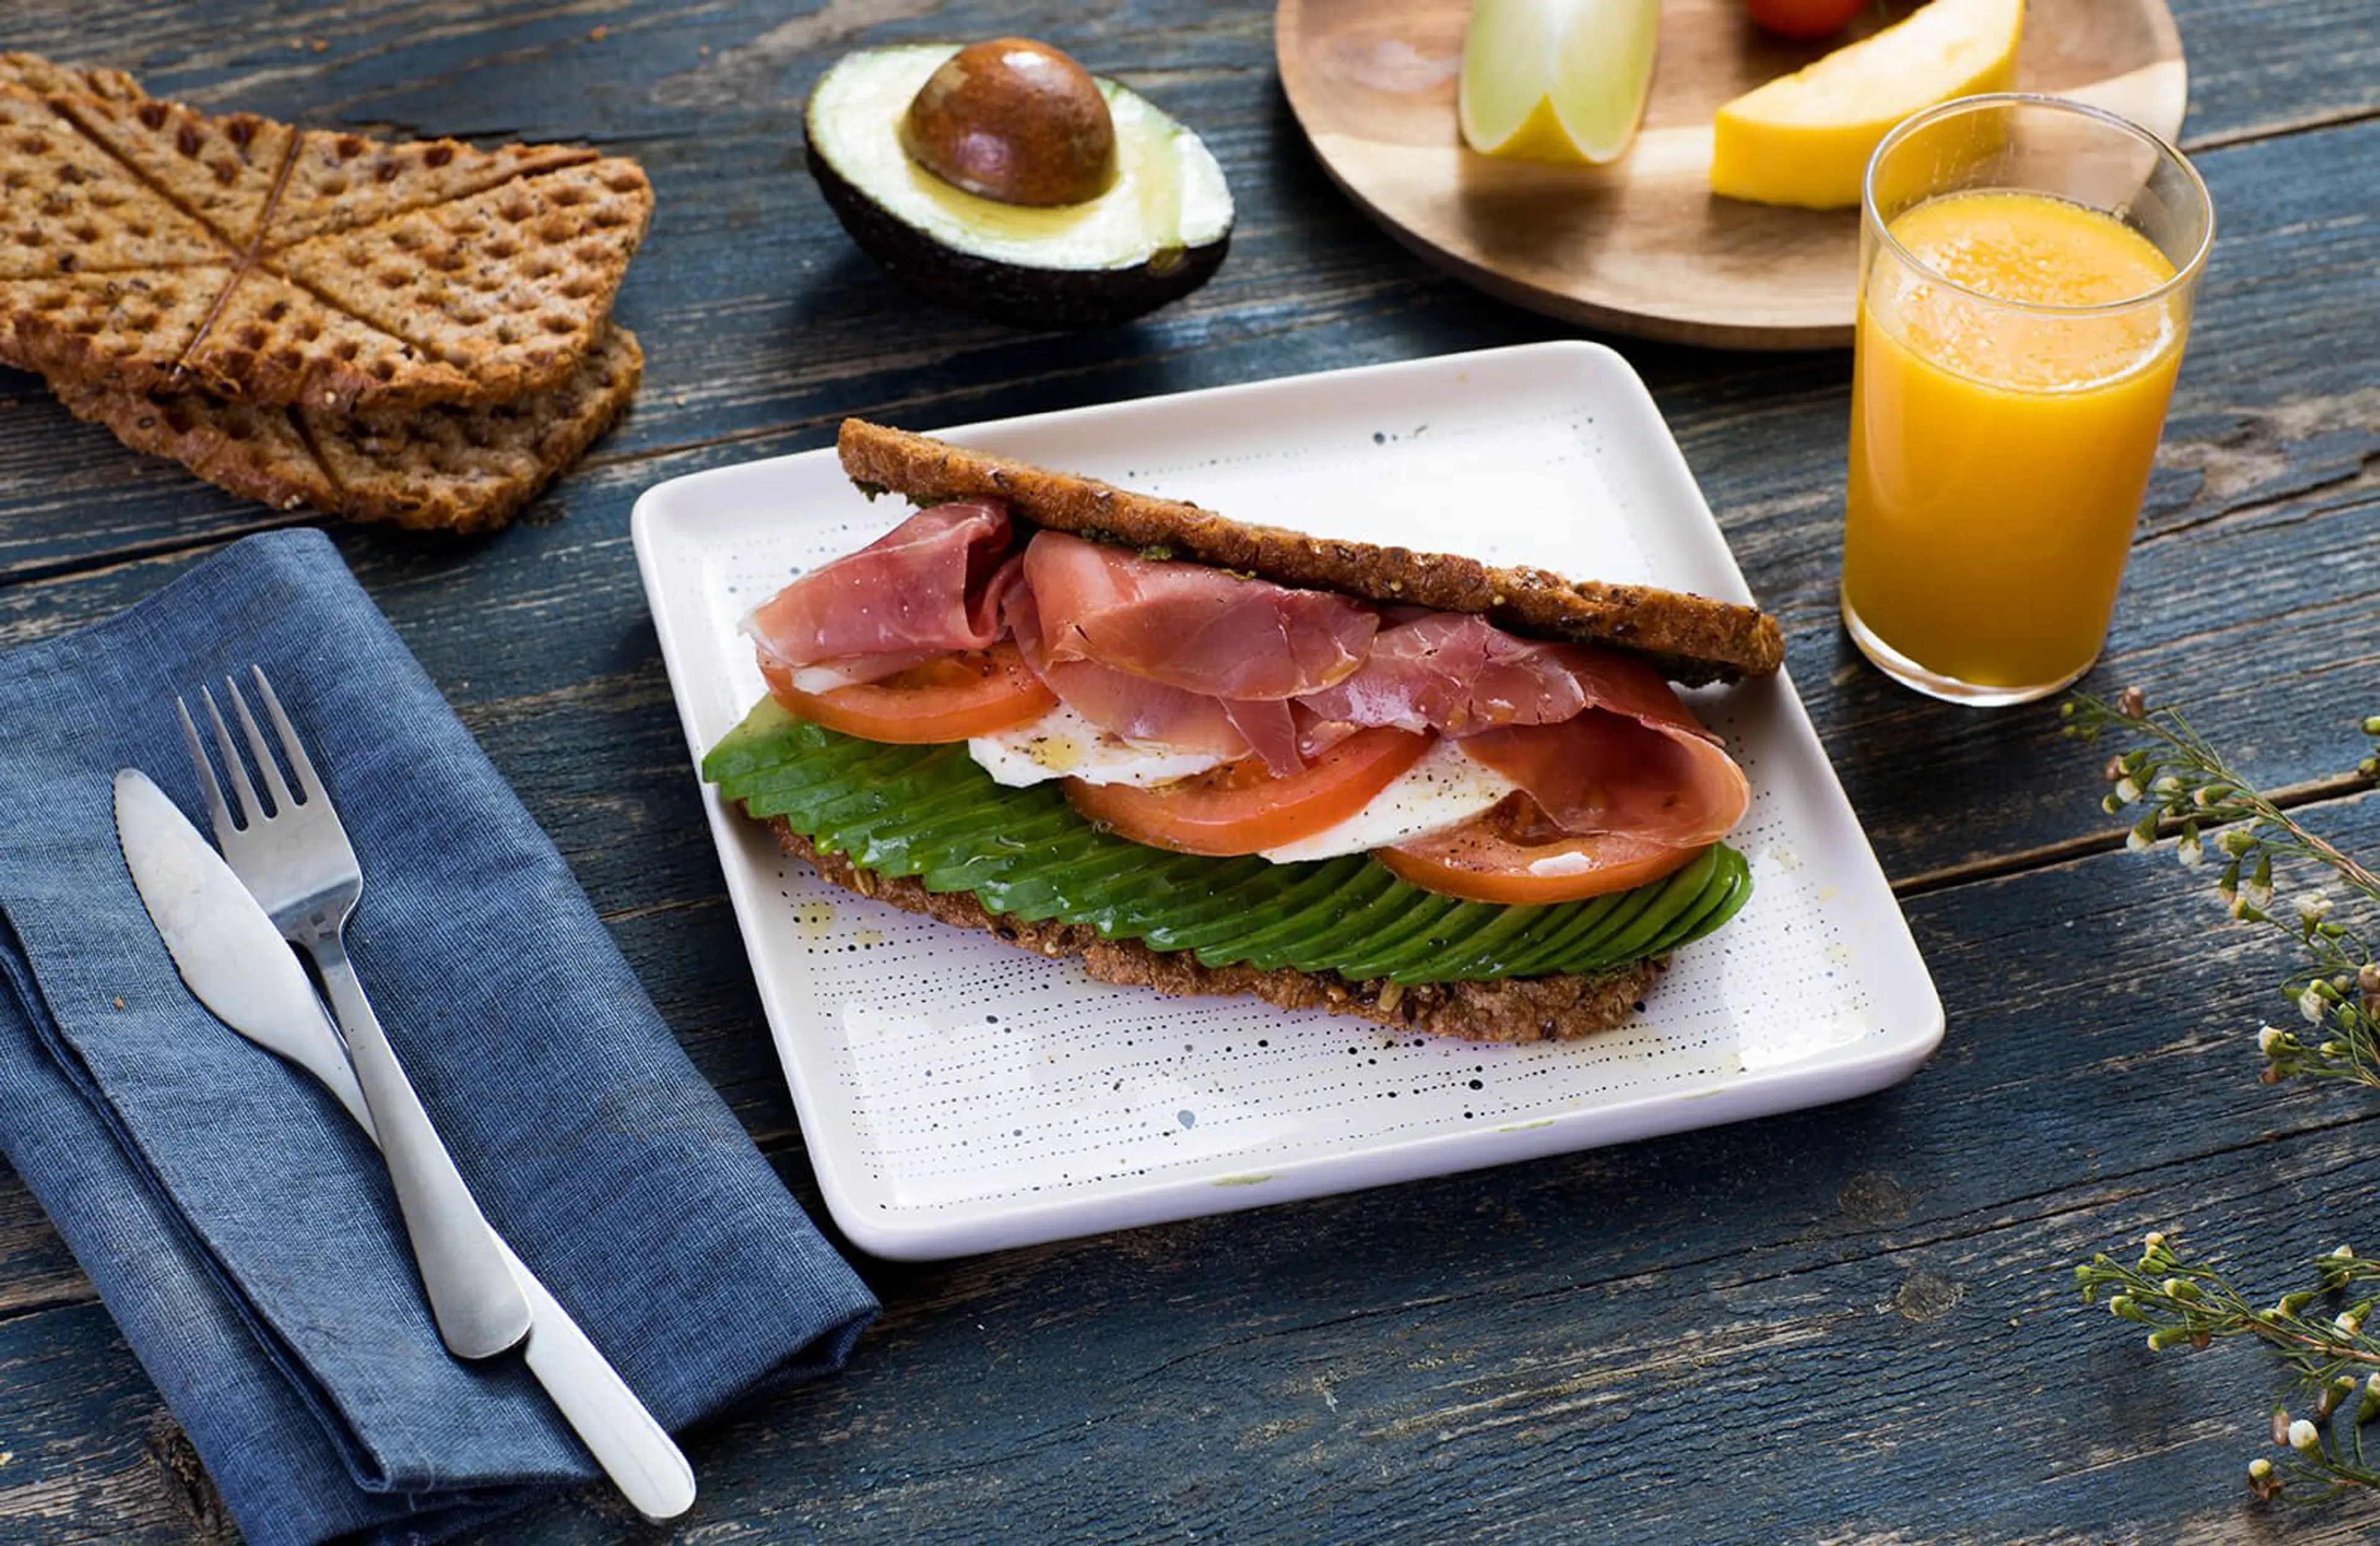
[53, 325, 643, 534]
[0, 54, 648, 532]
[0, 53, 651, 411]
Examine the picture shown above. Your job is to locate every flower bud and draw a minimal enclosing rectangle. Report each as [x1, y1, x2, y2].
[2177, 827, 2204, 867]
[2361, 715, 2380, 737]
[2117, 686, 2148, 719]
[2259, 1025, 2290, 1056]
[2301, 986, 2329, 1025]
[2290, 1418, 2321, 1452]
[2298, 892, 2334, 925]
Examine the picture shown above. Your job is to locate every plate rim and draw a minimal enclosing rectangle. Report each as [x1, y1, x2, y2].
[632, 340, 1945, 1258]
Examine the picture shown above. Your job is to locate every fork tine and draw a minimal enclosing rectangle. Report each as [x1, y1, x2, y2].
[176, 696, 240, 850]
[224, 674, 296, 817]
[200, 684, 267, 830]
[248, 666, 324, 805]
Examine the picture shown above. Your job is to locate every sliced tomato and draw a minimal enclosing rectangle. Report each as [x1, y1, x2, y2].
[1063, 727, 1429, 856]
[762, 643, 1056, 744]
[1379, 793, 1701, 903]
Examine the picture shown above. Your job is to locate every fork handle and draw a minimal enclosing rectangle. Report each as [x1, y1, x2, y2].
[315, 1032, 694, 1516]
[317, 946, 533, 1360]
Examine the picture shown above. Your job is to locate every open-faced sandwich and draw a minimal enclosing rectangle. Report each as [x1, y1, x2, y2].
[702, 420, 1785, 1043]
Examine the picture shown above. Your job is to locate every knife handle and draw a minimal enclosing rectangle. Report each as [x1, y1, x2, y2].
[509, 1244, 699, 1521]
[317, 946, 533, 1361]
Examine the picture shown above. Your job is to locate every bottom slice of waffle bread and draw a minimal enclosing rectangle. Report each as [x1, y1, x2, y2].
[47, 325, 641, 534]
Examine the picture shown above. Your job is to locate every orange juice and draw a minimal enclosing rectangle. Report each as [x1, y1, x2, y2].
[1841, 188, 2185, 696]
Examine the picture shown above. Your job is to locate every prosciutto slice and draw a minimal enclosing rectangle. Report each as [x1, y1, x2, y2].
[1295, 613, 1696, 739]
[1458, 708, 1749, 850]
[747, 499, 1022, 677]
[1007, 584, 1251, 758]
[1025, 532, 1377, 699]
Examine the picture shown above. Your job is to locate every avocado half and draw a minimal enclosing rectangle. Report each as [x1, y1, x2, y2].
[804, 43, 1235, 330]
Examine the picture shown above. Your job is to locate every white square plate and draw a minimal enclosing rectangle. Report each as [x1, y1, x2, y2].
[633, 341, 1943, 1260]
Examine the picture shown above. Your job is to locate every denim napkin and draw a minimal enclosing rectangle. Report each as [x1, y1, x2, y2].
[0, 529, 877, 1545]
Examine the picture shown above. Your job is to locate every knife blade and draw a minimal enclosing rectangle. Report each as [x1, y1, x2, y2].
[113, 768, 696, 1521]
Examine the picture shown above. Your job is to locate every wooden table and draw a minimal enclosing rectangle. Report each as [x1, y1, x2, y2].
[4, 1, 2376, 1540]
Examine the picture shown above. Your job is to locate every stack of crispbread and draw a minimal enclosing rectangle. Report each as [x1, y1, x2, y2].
[0, 54, 653, 533]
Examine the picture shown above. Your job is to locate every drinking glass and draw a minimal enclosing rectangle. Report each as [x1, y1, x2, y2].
[1840, 94, 2214, 706]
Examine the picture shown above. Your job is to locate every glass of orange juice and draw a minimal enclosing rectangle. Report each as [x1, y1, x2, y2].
[1840, 94, 2214, 706]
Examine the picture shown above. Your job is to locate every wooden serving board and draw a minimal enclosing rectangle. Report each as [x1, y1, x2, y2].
[1274, 0, 2186, 349]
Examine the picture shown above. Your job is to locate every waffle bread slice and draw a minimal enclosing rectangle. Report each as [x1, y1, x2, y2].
[270, 158, 653, 406]
[0, 83, 226, 279]
[50, 324, 642, 533]
[0, 265, 233, 383]
[42, 88, 297, 249]
[0, 54, 652, 410]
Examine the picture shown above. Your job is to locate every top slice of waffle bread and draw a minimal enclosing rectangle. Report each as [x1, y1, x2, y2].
[0, 54, 651, 411]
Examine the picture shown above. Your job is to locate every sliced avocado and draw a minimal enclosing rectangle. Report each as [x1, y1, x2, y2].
[804, 43, 1235, 330]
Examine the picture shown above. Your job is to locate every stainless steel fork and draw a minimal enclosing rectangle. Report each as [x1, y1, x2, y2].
[180, 667, 532, 1361]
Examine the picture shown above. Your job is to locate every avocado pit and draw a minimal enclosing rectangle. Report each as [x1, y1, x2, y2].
[899, 38, 1117, 209]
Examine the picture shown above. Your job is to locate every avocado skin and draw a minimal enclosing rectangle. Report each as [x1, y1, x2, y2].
[806, 139, 1231, 331]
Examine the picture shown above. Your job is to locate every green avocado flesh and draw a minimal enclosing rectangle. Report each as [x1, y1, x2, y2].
[804, 43, 1234, 329]
[703, 697, 1752, 988]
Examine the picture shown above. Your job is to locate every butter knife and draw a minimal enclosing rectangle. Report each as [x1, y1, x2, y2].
[114, 768, 696, 1521]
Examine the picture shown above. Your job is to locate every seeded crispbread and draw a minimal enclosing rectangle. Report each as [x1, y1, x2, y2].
[0, 54, 653, 410]
[50, 325, 641, 533]
[270, 158, 652, 405]
[0, 265, 232, 382]
[41, 87, 296, 249]
[836, 418, 1786, 685]
[0, 85, 226, 278]
[269, 134, 601, 251]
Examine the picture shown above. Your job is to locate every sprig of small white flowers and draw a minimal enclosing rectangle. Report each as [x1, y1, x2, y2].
[2066, 691, 2380, 1501]
[2065, 690, 2380, 1087]
[2079, 1235, 2380, 1500]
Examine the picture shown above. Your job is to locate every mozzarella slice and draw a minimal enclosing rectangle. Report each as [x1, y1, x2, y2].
[969, 703, 1232, 789]
[1260, 739, 1516, 863]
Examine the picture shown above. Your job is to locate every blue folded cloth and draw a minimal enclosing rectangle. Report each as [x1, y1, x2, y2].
[0, 530, 877, 1545]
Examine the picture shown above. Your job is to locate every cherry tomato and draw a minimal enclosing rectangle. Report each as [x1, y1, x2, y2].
[1062, 727, 1429, 856]
[1378, 793, 1701, 903]
[1746, 0, 1867, 41]
[762, 644, 1056, 744]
